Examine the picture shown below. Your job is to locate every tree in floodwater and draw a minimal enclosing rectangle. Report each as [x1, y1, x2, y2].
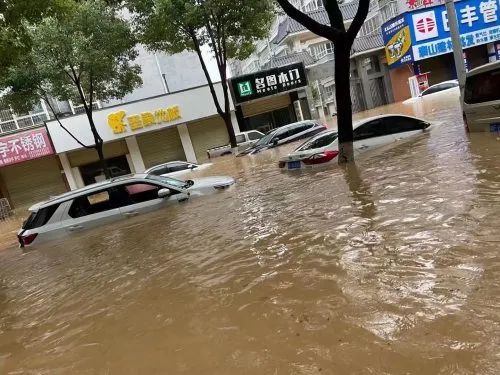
[128, 0, 274, 148]
[0, 0, 142, 177]
[275, 0, 370, 163]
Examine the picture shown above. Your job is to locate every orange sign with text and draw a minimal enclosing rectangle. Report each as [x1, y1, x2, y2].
[107, 105, 182, 134]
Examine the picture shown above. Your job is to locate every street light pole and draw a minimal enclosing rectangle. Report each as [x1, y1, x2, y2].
[445, 0, 466, 97]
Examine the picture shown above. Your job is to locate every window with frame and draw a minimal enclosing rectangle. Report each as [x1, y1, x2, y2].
[149, 165, 170, 176]
[324, 85, 335, 99]
[298, 132, 338, 151]
[421, 84, 445, 96]
[465, 69, 500, 104]
[304, 0, 323, 12]
[248, 131, 263, 141]
[22, 204, 60, 230]
[360, 15, 381, 36]
[310, 41, 334, 60]
[236, 134, 246, 144]
[69, 190, 118, 218]
[353, 120, 382, 141]
[167, 162, 191, 173]
[381, 116, 427, 134]
[123, 183, 165, 204]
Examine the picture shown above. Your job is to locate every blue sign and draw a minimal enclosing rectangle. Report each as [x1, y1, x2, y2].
[409, 0, 500, 61]
[382, 14, 415, 68]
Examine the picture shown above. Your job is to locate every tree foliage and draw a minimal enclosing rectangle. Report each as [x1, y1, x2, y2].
[129, 0, 274, 147]
[0, 0, 142, 174]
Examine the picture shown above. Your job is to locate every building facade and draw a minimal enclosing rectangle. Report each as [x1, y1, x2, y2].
[230, 0, 399, 121]
[382, 0, 500, 100]
[230, 62, 311, 133]
[46, 83, 237, 191]
[0, 49, 218, 211]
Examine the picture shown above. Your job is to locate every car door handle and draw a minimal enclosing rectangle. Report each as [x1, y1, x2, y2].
[67, 225, 83, 231]
[359, 145, 369, 150]
[124, 211, 139, 217]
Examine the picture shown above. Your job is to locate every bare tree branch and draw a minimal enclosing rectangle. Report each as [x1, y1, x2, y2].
[205, 20, 222, 68]
[347, 0, 370, 42]
[189, 29, 225, 117]
[275, 0, 341, 41]
[42, 96, 92, 149]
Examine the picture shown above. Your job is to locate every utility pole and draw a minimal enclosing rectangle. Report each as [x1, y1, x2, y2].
[445, 0, 466, 98]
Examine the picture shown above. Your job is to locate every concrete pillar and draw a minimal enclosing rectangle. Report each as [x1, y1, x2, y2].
[72, 167, 84, 188]
[355, 57, 374, 110]
[176, 123, 197, 164]
[59, 153, 78, 190]
[125, 136, 146, 173]
[126, 154, 136, 173]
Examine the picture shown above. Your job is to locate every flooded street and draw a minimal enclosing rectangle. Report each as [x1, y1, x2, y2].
[1, 92, 500, 374]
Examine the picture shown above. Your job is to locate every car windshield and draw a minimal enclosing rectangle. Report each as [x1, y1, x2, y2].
[146, 174, 188, 189]
[464, 68, 500, 104]
[295, 131, 338, 151]
[253, 129, 278, 147]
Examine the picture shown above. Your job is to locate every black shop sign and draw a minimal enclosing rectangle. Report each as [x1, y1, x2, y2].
[230, 62, 307, 104]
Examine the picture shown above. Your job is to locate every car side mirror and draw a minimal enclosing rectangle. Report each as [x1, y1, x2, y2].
[158, 188, 172, 198]
[189, 164, 195, 170]
[272, 137, 280, 146]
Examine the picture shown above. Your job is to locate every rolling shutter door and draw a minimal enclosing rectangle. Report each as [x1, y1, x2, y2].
[241, 94, 291, 118]
[136, 127, 185, 169]
[187, 116, 229, 162]
[68, 140, 128, 167]
[0, 156, 66, 209]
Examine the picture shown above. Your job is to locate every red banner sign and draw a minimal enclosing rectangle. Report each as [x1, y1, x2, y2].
[0, 128, 54, 167]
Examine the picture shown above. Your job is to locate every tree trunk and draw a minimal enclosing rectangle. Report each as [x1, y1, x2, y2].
[82, 104, 109, 179]
[222, 111, 236, 150]
[95, 141, 110, 179]
[221, 79, 237, 148]
[189, 33, 238, 148]
[334, 40, 354, 164]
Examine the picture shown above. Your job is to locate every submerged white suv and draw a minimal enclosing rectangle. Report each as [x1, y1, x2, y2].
[17, 174, 235, 247]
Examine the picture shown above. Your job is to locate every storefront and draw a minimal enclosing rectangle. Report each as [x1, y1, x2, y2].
[382, 0, 500, 99]
[46, 83, 237, 189]
[230, 63, 311, 134]
[0, 128, 67, 209]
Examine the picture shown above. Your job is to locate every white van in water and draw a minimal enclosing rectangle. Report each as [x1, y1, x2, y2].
[463, 61, 500, 133]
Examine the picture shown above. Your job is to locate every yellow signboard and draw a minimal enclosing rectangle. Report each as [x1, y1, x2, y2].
[107, 105, 182, 134]
[385, 26, 412, 66]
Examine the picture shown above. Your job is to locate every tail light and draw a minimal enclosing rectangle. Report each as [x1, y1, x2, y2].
[20, 233, 38, 247]
[278, 161, 286, 168]
[303, 150, 339, 165]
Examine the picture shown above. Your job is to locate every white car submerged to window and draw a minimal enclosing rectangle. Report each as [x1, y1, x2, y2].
[144, 161, 212, 178]
[279, 114, 431, 170]
[17, 174, 235, 248]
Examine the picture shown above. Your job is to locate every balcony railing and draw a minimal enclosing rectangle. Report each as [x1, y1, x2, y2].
[0, 111, 49, 135]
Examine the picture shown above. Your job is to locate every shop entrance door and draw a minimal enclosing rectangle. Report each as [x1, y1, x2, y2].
[80, 155, 131, 186]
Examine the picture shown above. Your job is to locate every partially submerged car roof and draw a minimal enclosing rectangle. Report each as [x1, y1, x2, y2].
[27, 174, 173, 211]
[466, 60, 500, 77]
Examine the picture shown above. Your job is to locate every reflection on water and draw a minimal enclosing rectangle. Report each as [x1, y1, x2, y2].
[1, 92, 500, 374]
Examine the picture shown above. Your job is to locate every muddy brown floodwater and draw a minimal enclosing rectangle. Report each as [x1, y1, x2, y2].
[1, 91, 500, 374]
